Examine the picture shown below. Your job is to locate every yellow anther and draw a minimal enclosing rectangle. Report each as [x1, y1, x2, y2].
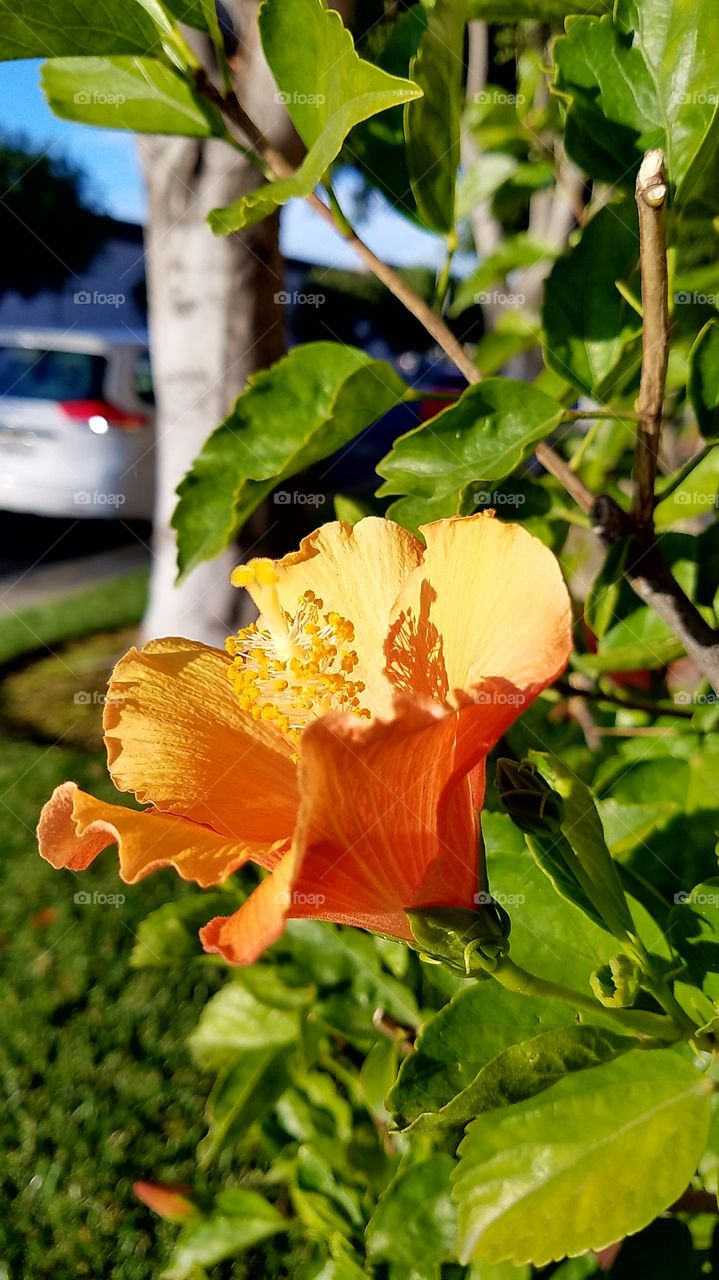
[225, 588, 370, 743]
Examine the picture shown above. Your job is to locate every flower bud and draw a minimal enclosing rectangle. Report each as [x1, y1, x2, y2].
[407, 904, 510, 974]
[590, 954, 639, 1008]
[496, 759, 564, 836]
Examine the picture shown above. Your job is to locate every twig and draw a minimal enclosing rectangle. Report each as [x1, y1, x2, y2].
[195, 72, 595, 513]
[554, 678, 695, 719]
[633, 149, 670, 528]
[198, 77, 719, 683]
[592, 495, 719, 695]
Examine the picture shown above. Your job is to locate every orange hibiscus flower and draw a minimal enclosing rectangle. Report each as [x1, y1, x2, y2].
[37, 514, 572, 964]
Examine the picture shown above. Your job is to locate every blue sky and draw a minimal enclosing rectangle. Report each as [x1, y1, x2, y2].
[0, 60, 447, 269]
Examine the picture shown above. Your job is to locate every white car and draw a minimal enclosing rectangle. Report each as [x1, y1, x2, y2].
[0, 329, 155, 520]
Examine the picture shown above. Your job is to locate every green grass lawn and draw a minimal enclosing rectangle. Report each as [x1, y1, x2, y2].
[0, 579, 224, 1278]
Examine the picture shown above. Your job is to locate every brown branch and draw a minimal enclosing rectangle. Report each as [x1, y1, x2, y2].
[195, 71, 594, 512]
[198, 77, 719, 684]
[554, 677, 695, 719]
[633, 149, 670, 529]
[592, 495, 719, 695]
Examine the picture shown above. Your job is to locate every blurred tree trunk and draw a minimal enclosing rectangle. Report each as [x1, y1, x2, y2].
[139, 1, 291, 648]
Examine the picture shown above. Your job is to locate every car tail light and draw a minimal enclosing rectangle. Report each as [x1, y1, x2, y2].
[418, 394, 459, 421]
[59, 399, 149, 431]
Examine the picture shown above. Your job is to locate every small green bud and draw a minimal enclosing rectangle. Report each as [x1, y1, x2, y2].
[496, 759, 565, 836]
[590, 954, 640, 1008]
[407, 904, 510, 975]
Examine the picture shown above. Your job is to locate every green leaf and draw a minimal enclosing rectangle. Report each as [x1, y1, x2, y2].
[164, 1189, 287, 1279]
[689, 320, 719, 438]
[0, 0, 166, 59]
[188, 975, 310, 1070]
[542, 202, 641, 397]
[584, 541, 629, 640]
[172, 342, 407, 578]
[199, 1045, 292, 1165]
[554, 1, 719, 198]
[162, 0, 206, 28]
[366, 1155, 458, 1277]
[376, 380, 564, 533]
[208, 0, 420, 232]
[388, 983, 575, 1130]
[41, 56, 223, 136]
[405, 0, 465, 233]
[528, 752, 636, 941]
[653, 448, 719, 527]
[130, 892, 236, 967]
[481, 812, 619, 991]
[417, 1025, 633, 1132]
[553, 15, 661, 189]
[360, 1038, 398, 1118]
[454, 1049, 712, 1267]
[616, 0, 719, 201]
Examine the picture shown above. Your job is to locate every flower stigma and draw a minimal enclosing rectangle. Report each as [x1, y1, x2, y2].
[227, 559, 371, 741]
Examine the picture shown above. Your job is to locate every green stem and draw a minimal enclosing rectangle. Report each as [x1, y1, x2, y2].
[486, 954, 683, 1042]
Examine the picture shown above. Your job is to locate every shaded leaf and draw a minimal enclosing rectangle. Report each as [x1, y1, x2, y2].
[542, 202, 641, 397]
[405, 0, 465, 233]
[388, 982, 575, 1130]
[689, 319, 719, 438]
[199, 1045, 292, 1164]
[366, 1155, 458, 1277]
[553, 15, 661, 188]
[411, 1024, 632, 1132]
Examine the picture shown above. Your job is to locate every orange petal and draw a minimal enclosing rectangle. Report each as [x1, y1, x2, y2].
[387, 513, 572, 700]
[37, 781, 272, 886]
[250, 519, 423, 717]
[285, 697, 491, 940]
[200, 845, 298, 964]
[104, 638, 298, 844]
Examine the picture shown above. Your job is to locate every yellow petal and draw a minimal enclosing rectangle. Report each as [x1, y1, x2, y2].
[243, 519, 423, 717]
[388, 513, 572, 699]
[104, 637, 298, 844]
[37, 782, 270, 886]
